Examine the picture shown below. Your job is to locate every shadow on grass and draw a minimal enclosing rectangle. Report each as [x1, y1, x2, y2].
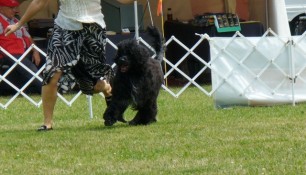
[87, 123, 132, 131]
[0, 123, 130, 134]
[0, 119, 160, 135]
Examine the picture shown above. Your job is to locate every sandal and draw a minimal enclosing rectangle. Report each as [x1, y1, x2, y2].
[37, 125, 53, 131]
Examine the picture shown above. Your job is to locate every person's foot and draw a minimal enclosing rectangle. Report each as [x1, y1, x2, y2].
[37, 125, 53, 131]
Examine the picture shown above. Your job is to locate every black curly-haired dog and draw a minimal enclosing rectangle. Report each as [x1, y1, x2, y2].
[103, 26, 164, 126]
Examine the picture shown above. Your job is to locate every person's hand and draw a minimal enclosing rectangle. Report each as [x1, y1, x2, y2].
[4, 23, 21, 36]
[32, 50, 41, 66]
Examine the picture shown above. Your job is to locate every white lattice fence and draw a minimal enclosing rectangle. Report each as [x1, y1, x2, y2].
[1, 35, 209, 111]
[1, 30, 306, 111]
[211, 29, 306, 108]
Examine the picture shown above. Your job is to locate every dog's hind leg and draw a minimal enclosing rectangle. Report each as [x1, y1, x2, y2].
[115, 104, 128, 123]
[129, 102, 158, 125]
[144, 101, 158, 125]
[129, 110, 145, 125]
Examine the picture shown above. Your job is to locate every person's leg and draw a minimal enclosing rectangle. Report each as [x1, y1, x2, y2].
[93, 79, 112, 96]
[94, 79, 112, 106]
[39, 71, 62, 130]
[79, 23, 113, 104]
[72, 61, 113, 104]
[38, 24, 81, 131]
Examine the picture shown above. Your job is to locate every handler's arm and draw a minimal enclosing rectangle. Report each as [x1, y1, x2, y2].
[5, 0, 50, 36]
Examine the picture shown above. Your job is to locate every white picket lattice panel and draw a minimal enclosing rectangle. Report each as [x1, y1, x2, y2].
[211, 29, 306, 108]
[1, 30, 306, 112]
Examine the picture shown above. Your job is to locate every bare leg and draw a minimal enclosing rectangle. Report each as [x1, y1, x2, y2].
[93, 79, 112, 97]
[41, 71, 62, 129]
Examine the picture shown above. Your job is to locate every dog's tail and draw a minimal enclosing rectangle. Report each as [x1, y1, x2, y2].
[147, 26, 164, 62]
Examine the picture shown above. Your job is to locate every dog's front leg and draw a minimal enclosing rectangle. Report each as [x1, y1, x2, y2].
[103, 100, 129, 126]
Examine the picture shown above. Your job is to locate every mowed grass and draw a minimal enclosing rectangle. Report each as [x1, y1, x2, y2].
[1, 87, 306, 174]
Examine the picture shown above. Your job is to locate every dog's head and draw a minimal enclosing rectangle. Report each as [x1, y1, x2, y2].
[116, 55, 130, 73]
[115, 39, 150, 74]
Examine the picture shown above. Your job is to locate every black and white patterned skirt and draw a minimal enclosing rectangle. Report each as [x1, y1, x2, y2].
[43, 23, 113, 95]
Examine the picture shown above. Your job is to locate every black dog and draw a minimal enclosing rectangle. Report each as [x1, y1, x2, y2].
[103, 26, 164, 126]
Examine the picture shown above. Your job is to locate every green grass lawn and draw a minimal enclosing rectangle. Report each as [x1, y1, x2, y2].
[1, 87, 306, 174]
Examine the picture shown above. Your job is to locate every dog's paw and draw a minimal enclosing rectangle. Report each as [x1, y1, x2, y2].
[128, 120, 138, 126]
[117, 118, 127, 123]
[117, 115, 127, 123]
[104, 118, 117, 126]
[128, 118, 157, 126]
[103, 114, 117, 126]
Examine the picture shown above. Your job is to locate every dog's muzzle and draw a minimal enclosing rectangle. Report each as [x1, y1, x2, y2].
[117, 56, 129, 72]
